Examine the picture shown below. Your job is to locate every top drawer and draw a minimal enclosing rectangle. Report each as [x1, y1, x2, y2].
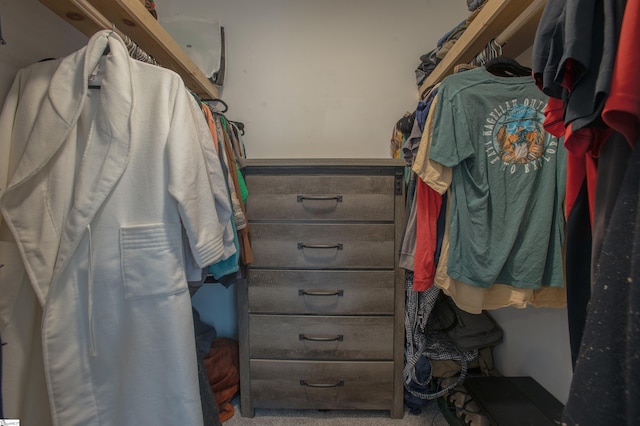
[245, 175, 396, 221]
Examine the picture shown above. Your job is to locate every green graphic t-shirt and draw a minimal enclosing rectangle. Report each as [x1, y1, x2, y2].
[429, 67, 566, 289]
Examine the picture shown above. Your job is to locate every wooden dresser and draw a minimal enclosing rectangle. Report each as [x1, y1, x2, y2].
[237, 159, 406, 419]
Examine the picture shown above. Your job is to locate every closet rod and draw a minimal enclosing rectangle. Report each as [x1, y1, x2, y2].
[494, 0, 546, 48]
[65, 0, 157, 66]
[71, 0, 111, 32]
[46, 0, 159, 66]
[38, 0, 219, 99]
[470, 0, 546, 67]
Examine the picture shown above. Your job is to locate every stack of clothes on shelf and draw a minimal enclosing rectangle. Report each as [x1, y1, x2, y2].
[414, 0, 487, 88]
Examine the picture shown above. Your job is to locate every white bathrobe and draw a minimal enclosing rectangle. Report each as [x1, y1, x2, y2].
[0, 30, 230, 425]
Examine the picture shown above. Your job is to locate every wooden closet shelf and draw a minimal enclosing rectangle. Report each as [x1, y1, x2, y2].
[39, 0, 219, 99]
[418, 0, 545, 96]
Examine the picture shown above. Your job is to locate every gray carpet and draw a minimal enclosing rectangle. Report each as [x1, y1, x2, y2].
[224, 402, 450, 425]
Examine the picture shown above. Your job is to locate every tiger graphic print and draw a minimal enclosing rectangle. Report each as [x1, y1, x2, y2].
[484, 100, 559, 175]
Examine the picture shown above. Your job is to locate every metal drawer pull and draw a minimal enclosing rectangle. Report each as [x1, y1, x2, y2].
[298, 289, 344, 297]
[297, 195, 343, 202]
[297, 243, 343, 250]
[299, 334, 344, 342]
[300, 380, 345, 388]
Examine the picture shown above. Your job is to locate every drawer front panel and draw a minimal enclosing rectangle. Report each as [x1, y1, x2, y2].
[250, 360, 394, 410]
[247, 270, 395, 314]
[250, 223, 395, 269]
[245, 175, 395, 221]
[249, 315, 393, 359]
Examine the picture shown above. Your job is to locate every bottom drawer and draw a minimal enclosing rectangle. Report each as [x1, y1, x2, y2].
[250, 359, 394, 410]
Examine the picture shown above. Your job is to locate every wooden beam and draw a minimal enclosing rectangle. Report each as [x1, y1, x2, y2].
[38, 0, 107, 38]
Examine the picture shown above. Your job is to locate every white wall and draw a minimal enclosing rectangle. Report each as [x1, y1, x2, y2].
[491, 306, 573, 402]
[1, 0, 573, 405]
[0, 0, 87, 99]
[159, 0, 470, 158]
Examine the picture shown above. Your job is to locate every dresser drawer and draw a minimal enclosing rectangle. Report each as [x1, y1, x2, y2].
[245, 174, 396, 221]
[250, 223, 395, 269]
[249, 315, 393, 359]
[250, 360, 394, 410]
[247, 270, 395, 314]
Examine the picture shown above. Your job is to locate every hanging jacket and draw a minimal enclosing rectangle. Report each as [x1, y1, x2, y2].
[0, 30, 229, 426]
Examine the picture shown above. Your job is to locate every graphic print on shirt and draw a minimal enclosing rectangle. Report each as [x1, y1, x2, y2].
[483, 97, 559, 174]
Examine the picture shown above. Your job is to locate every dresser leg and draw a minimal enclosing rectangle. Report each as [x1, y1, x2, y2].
[237, 278, 254, 417]
[240, 398, 255, 418]
[390, 405, 404, 419]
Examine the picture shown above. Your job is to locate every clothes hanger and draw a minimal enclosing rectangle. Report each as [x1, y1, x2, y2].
[202, 98, 228, 113]
[471, 39, 503, 67]
[485, 55, 531, 77]
[88, 47, 109, 89]
[88, 28, 114, 89]
[229, 120, 245, 136]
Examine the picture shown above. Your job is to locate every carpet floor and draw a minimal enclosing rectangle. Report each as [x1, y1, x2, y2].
[223, 402, 449, 425]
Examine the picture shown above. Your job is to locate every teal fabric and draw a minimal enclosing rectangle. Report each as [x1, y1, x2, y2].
[208, 216, 239, 280]
[429, 67, 566, 289]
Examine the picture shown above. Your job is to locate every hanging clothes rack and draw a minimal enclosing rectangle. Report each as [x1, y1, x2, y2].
[122, 33, 159, 66]
[38, 0, 219, 99]
[470, 0, 547, 66]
